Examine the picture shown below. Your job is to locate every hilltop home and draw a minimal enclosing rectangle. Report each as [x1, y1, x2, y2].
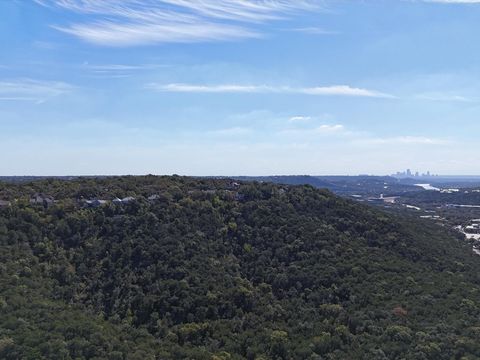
[112, 197, 136, 204]
[30, 193, 54, 208]
[147, 194, 161, 201]
[0, 200, 11, 207]
[85, 199, 108, 208]
[227, 181, 241, 190]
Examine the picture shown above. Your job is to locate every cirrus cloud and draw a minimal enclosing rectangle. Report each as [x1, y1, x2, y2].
[146, 83, 395, 98]
[421, 0, 480, 3]
[0, 79, 73, 103]
[35, 0, 318, 46]
[357, 135, 450, 145]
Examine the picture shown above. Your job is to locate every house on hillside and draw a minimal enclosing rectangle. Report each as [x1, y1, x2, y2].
[112, 197, 136, 204]
[227, 181, 241, 190]
[0, 200, 11, 207]
[30, 193, 54, 208]
[147, 194, 161, 201]
[85, 199, 108, 208]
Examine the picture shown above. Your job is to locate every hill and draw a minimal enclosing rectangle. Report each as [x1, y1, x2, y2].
[1, 176, 480, 359]
[233, 176, 337, 190]
[232, 175, 420, 196]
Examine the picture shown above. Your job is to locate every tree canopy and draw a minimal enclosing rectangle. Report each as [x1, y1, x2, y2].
[1, 176, 480, 359]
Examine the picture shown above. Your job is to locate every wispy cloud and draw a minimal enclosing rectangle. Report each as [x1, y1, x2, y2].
[82, 62, 169, 77]
[0, 79, 73, 103]
[301, 86, 393, 97]
[36, 0, 317, 46]
[278, 124, 347, 136]
[87, 64, 151, 72]
[289, 116, 312, 122]
[147, 83, 394, 98]
[359, 136, 450, 145]
[54, 21, 258, 46]
[415, 92, 475, 102]
[157, 0, 315, 21]
[278, 121, 449, 147]
[316, 124, 345, 132]
[421, 0, 480, 3]
[290, 27, 338, 35]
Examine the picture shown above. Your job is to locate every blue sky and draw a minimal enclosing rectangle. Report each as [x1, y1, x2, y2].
[1, 0, 480, 175]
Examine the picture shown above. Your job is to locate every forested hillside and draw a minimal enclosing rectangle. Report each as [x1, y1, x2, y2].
[1, 176, 480, 359]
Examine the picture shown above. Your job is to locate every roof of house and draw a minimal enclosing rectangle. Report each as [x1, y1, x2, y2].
[85, 199, 108, 205]
[31, 193, 54, 201]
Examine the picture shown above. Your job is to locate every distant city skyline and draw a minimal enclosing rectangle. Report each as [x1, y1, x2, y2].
[1, 1, 480, 175]
[393, 169, 437, 178]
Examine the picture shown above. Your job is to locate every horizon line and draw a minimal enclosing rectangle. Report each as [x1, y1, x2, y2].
[2, 174, 480, 178]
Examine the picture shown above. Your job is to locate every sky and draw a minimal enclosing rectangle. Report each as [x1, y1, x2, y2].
[1, 0, 480, 176]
